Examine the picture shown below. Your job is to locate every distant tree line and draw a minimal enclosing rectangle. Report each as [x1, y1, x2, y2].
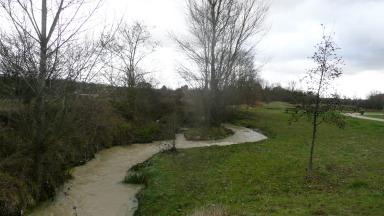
[340, 93, 384, 111]
[244, 81, 384, 112]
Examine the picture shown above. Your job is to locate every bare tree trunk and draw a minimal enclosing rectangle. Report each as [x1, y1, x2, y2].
[209, 1, 218, 127]
[34, 0, 48, 197]
[210, 86, 220, 126]
[203, 88, 210, 126]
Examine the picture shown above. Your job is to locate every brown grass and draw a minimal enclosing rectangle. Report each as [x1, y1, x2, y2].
[190, 205, 229, 216]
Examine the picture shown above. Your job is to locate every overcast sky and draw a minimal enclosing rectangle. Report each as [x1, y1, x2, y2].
[100, 0, 384, 98]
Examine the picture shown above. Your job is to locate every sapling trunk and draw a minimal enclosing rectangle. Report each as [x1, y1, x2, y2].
[308, 97, 320, 176]
[307, 65, 323, 176]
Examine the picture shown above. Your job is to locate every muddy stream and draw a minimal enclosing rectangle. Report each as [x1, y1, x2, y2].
[29, 124, 267, 216]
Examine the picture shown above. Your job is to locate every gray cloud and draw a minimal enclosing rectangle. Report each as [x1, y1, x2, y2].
[264, 0, 384, 72]
[99, 0, 384, 97]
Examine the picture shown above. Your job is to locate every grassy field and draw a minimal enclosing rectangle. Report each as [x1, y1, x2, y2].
[131, 103, 384, 215]
[364, 112, 384, 119]
[365, 115, 384, 119]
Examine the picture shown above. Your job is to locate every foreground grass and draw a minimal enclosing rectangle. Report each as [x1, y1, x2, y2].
[132, 105, 384, 215]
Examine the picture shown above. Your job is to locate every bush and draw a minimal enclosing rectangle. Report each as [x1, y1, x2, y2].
[123, 172, 146, 185]
[0, 85, 185, 214]
[130, 160, 152, 172]
[0, 172, 34, 216]
[0, 129, 25, 159]
[114, 123, 134, 145]
[0, 97, 123, 214]
[184, 126, 234, 141]
[132, 122, 161, 143]
[114, 122, 162, 144]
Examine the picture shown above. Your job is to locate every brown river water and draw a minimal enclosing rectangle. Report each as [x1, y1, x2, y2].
[29, 124, 267, 216]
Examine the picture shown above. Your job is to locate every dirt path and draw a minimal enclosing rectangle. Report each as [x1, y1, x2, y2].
[344, 113, 384, 122]
[29, 124, 267, 216]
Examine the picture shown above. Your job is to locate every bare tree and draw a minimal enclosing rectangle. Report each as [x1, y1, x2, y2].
[306, 27, 344, 176]
[226, 50, 261, 106]
[288, 81, 297, 92]
[176, 0, 269, 126]
[101, 21, 158, 121]
[104, 21, 157, 88]
[0, 0, 103, 199]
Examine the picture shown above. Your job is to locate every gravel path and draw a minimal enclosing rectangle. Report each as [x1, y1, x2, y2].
[344, 113, 384, 122]
[29, 124, 267, 216]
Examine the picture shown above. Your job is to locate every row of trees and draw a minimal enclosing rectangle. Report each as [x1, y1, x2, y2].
[0, 0, 271, 140]
[0, 1, 170, 214]
[365, 92, 384, 110]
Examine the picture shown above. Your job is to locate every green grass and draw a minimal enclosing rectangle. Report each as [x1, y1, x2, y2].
[131, 105, 384, 216]
[364, 113, 384, 119]
[365, 115, 384, 119]
[184, 126, 234, 141]
[262, 101, 294, 110]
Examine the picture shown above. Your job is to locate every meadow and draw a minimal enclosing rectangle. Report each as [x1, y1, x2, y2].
[130, 103, 384, 215]
[364, 112, 384, 120]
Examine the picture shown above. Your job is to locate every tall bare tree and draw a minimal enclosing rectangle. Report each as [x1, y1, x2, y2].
[0, 0, 103, 199]
[176, 0, 269, 126]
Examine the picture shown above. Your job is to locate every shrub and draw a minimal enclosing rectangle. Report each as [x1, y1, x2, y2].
[123, 172, 146, 185]
[114, 123, 134, 145]
[0, 85, 185, 214]
[0, 172, 34, 216]
[0, 129, 24, 159]
[132, 122, 161, 143]
[0, 97, 123, 214]
[184, 127, 234, 141]
[130, 160, 152, 172]
[114, 122, 162, 144]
